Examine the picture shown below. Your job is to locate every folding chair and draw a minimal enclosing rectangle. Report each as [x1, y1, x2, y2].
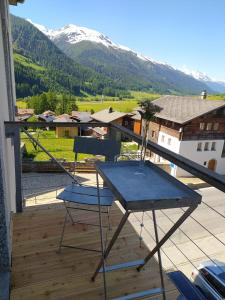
[57, 136, 121, 253]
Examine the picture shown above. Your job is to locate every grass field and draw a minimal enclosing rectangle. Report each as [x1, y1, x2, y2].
[77, 100, 138, 112]
[14, 53, 45, 71]
[21, 130, 138, 161]
[208, 94, 225, 100]
[16, 91, 160, 112]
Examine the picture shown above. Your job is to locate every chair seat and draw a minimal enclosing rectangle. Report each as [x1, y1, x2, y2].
[57, 184, 114, 206]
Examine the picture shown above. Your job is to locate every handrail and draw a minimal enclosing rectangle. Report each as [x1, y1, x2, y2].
[4, 121, 109, 128]
[4, 120, 225, 193]
[112, 123, 225, 193]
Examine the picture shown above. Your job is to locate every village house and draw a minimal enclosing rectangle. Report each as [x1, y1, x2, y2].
[146, 93, 225, 177]
[71, 111, 93, 135]
[91, 107, 131, 138]
[15, 108, 34, 121]
[53, 114, 78, 138]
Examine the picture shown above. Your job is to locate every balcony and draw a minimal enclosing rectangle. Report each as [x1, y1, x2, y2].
[4, 121, 225, 299]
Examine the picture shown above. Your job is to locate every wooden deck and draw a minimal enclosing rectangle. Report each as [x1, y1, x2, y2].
[11, 202, 178, 299]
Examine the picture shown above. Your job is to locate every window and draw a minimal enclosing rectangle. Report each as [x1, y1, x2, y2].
[211, 142, 216, 151]
[200, 122, 205, 130]
[206, 123, 212, 130]
[213, 123, 219, 131]
[204, 142, 209, 151]
[151, 130, 155, 138]
[204, 161, 207, 166]
[161, 135, 165, 143]
[197, 142, 202, 151]
[168, 138, 171, 145]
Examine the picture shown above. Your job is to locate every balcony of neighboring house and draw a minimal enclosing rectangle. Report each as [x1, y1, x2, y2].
[3, 120, 225, 300]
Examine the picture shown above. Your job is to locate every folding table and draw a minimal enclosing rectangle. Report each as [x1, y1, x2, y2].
[92, 160, 202, 300]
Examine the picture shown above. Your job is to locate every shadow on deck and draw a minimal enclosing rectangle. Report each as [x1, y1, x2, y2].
[11, 202, 178, 299]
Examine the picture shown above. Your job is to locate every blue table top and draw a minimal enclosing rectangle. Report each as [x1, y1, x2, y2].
[96, 160, 201, 211]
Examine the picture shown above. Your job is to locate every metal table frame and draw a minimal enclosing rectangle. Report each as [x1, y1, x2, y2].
[92, 161, 201, 300]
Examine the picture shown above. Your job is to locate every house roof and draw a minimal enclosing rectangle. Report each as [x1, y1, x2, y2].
[130, 110, 141, 121]
[91, 107, 128, 123]
[38, 114, 55, 122]
[71, 111, 92, 122]
[92, 127, 106, 136]
[53, 114, 76, 123]
[152, 96, 225, 124]
[16, 108, 34, 116]
[42, 110, 56, 116]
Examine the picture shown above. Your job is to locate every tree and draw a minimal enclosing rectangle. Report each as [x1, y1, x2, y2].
[138, 99, 162, 160]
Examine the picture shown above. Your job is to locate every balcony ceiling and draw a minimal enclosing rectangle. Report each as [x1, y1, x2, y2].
[9, 0, 24, 6]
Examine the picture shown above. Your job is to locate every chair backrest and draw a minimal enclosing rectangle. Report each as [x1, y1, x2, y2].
[73, 136, 121, 161]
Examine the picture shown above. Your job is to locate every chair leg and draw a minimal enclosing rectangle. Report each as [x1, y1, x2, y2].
[58, 212, 68, 253]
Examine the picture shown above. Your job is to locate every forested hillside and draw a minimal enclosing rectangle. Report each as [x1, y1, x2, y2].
[11, 15, 124, 98]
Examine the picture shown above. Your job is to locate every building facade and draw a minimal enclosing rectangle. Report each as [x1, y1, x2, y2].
[0, 0, 22, 291]
[147, 96, 225, 177]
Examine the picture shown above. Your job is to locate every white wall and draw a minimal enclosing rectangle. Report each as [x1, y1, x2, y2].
[0, 0, 17, 270]
[156, 131, 225, 177]
[177, 139, 225, 177]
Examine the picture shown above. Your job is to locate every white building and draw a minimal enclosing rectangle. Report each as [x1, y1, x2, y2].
[0, 0, 24, 297]
[148, 95, 225, 177]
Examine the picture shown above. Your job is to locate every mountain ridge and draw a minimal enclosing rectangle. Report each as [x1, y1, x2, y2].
[30, 20, 225, 94]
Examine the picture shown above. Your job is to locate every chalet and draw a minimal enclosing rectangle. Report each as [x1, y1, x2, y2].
[91, 107, 129, 125]
[16, 108, 34, 121]
[146, 94, 225, 177]
[91, 107, 130, 139]
[53, 114, 78, 138]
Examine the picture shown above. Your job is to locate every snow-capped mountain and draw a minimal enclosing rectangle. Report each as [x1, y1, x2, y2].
[27, 20, 167, 65]
[25, 18, 216, 94]
[182, 67, 225, 93]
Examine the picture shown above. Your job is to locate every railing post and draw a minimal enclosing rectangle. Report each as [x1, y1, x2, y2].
[13, 126, 23, 212]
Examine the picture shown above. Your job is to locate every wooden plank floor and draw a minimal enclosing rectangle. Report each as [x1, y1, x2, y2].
[11, 202, 178, 299]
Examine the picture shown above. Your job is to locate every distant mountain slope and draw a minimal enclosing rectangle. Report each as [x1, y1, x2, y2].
[182, 69, 225, 93]
[11, 15, 118, 98]
[32, 21, 213, 95]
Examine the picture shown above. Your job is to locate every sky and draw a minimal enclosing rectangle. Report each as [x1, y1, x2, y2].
[10, 0, 225, 81]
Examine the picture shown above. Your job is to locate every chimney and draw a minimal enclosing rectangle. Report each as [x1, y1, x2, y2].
[201, 90, 207, 99]
[108, 107, 113, 113]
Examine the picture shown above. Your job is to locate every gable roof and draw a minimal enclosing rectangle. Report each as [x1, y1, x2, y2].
[71, 111, 92, 122]
[16, 108, 34, 116]
[130, 109, 141, 121]
[91, 108, 128, 123]
[152, 96, 225, 124]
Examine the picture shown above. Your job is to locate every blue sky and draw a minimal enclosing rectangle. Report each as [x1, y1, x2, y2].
[11, 0, 225, 81]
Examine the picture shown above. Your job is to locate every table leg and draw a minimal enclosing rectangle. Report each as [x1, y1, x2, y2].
[96, 172, 108, 299]
[92, 210, 131, 281]
[137, 205, 197, 271]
